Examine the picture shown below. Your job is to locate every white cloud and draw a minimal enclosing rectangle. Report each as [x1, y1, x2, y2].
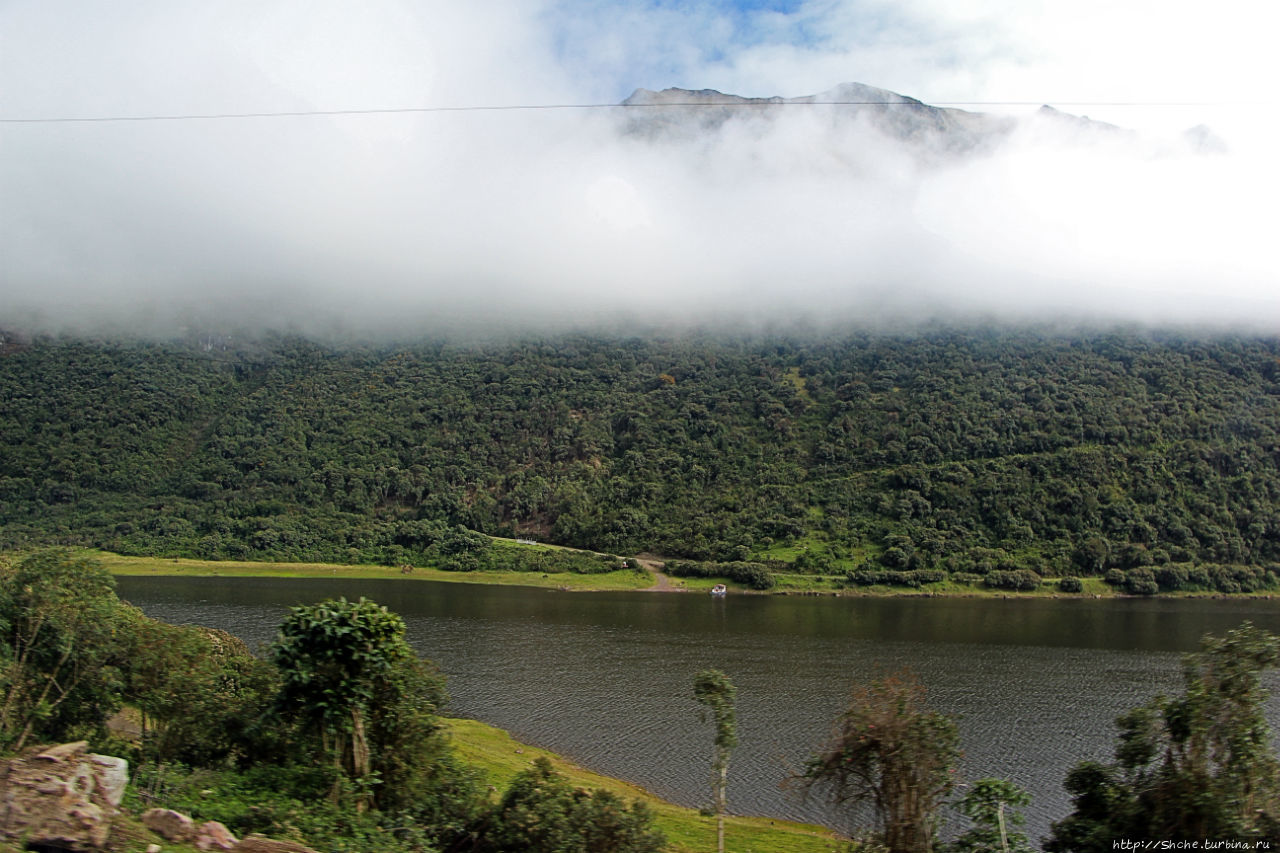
[1, 0, 1276, 334]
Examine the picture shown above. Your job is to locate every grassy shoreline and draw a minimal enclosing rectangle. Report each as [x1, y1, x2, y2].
[89, 550, 1280, 599]
[443, 717, 844, 853]
[91, 550, 658, 591]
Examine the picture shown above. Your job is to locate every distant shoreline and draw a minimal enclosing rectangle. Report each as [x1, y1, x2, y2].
[85, 550, 1280, 600]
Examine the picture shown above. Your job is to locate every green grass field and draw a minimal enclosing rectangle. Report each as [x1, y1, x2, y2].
[90, 550, 656, 591]
[86, 549, 1260, 600]
[443, 717, 846, 853]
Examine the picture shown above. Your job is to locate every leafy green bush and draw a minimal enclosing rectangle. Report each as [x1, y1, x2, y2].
[439, 543, 621, 574]
[479, 758, 665, 853]
[1123, 568, 1159, 596]
[844, 569, 946, 588]
[983, 569, 1042, 592]
[1155, 564, 1190, 591]
[123, 615, 278, 767]
[0, 550, 130, 751]
[665, 560, 776, 590]
[1058, 576, 1083, 593]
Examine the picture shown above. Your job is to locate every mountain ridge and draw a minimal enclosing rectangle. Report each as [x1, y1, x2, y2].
[619, 82, 1218, 158]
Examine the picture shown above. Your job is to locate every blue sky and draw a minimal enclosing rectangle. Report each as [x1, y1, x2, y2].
[533, 0, 1276, 137]
[545, 0, 915, 102]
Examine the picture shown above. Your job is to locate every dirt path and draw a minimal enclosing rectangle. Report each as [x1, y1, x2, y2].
[636, 556, 682, 592]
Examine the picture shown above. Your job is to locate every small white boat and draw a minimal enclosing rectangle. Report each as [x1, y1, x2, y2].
[710, 584, 727, 597]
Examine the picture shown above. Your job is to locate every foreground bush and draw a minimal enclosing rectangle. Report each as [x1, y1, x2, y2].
[479, 758, 665, 853]
[1046, 623, 1280, 850]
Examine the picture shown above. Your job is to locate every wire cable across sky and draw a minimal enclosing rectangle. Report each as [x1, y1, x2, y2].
[0, 99, 1238, 124]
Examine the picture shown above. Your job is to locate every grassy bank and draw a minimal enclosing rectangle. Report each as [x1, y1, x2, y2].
[91, 550, 656, 591]
[443, 717, 845, 853]
[90, 550, 1265, 599]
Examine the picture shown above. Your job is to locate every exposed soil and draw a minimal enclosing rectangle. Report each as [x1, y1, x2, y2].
[635, 557, 681, 592]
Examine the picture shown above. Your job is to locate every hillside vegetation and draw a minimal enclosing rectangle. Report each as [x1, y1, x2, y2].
[4, 327, 1280, 594]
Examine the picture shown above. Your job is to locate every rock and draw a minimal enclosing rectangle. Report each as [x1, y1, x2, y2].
[0, 742, 128, 851]
[34, 740, 91, 762]
[143, 807, 197, 841]
[233, 833, 321, 852]
[91, 753, 130, 807]
[147, 845, 163, 853]
[196, 819, 240, 850]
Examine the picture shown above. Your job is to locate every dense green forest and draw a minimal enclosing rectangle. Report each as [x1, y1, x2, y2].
[4, 326, 1280, 593]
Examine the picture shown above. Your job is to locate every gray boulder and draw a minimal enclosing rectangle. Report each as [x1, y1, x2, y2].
[196, 819, 240, 850]
[0, 741, 128, 851]
[142, 806, 196, 841]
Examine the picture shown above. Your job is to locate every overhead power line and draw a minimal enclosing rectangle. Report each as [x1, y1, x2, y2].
[0, 99, 1229, 125]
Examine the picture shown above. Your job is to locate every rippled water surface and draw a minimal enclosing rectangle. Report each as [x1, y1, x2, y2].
[118, 577, 1280, 842]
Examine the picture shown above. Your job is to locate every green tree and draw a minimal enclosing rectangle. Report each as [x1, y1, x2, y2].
[949, 778, 1033, 853]
[268, 597, 445, 809]
[122, 614, 277, 766]
[1046, 622, 1280, 851]
[800, 671, 959, 853]
[0, 550, 127, 750]
[694, 668, 738, 853]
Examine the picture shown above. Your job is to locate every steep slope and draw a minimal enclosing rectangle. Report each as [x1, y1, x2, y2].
[3, 329, 1280, 595]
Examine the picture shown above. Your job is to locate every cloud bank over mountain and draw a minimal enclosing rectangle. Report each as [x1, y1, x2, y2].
[1, 0, 1276, 334]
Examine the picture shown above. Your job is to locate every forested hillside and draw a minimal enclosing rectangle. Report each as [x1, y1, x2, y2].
[4, 327, 1280, 592]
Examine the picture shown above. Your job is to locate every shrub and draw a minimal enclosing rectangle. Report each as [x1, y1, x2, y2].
[1058, 576, 1083, 593]
[481, 758, 665, 853]
[844, 569, 945, 589]
[984, 570, 1042, 592]
[1124, 568, 1159, 596]
[665, 560, 775, 590]
[1155, 564, 1190, 591]
[727, 562, 776, 590]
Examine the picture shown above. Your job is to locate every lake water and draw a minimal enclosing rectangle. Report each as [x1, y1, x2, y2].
[116, 577, 1280, 842]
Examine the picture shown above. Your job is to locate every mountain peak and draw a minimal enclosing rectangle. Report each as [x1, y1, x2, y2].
[620, 82, 1012, 158]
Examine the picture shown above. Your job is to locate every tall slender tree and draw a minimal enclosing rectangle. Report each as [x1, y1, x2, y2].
[694, 668, 738, 853]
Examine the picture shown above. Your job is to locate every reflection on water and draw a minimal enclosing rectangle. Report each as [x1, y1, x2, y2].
[118, 577, 1280, 841]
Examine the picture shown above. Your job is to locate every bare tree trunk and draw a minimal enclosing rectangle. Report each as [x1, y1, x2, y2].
[717, 760, 727, 853]
[324, 730, 343, 804]
[351, 707, 371, 812]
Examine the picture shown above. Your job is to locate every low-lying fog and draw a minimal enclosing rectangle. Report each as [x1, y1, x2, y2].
[2, 0, 1276, 336]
